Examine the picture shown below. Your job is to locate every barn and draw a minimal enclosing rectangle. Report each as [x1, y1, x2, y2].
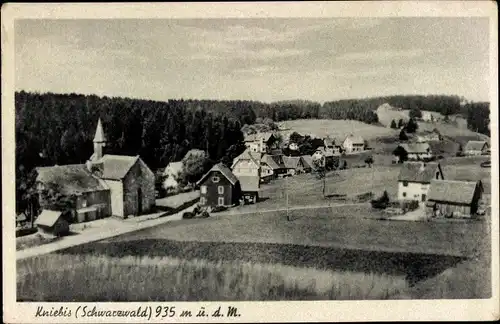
[35, 209, 70, 237]
[197, 163, 242, 208]
[425, 179, 484, 218]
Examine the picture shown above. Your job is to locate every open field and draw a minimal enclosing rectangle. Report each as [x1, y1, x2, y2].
[17, 254, 408, 301]
[418, 121, 490, 144]
[278, 119, 397, 140]
[253, 157, 490, 207]
[376, 104, 409, 127]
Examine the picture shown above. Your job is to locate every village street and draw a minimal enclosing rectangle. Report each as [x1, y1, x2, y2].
[16, 205, 196, 261]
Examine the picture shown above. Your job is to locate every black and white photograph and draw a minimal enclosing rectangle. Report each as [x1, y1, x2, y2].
[2, 2, 498, 323]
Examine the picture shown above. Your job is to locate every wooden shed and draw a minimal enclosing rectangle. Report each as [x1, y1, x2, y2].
[425, 180, 484, 218]
[35, 209, 70, 237]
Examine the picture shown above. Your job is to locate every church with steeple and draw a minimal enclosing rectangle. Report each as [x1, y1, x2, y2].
[36, 118, 155, 221]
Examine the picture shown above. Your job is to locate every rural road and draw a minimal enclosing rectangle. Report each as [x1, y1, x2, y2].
[16, 206, 193, 261]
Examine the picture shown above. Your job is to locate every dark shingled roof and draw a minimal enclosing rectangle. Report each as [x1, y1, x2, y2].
[197, 163, 239, 186]
[427, 179, 481, 205]
[464, 140, 488, 152]
[98, 155, 140, 180]
[237, 175, 260, 192]
[283, 156, 301, 169]
[399, 143, 431, 154]
[398, 162, 443, 183]
[36, 164, 108, 195]
[301, 155, 314, 169]
[233, 149, 262, 167]
[262, 154, 280, 169]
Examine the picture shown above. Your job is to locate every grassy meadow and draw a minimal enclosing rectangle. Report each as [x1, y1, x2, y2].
[278, 119, 396, 140]
[18, 254, 409, 301]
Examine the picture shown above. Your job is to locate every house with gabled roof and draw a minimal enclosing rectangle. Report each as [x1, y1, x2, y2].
[396, 143, 433, 161]
[425, 180, 484, 218]
[282, 156, 304, 176]
[36, 119, 155, 221]
[244, 132, 279, 154]
[197, 163, 242, 207]
[300, 155, 314, 173]
[232, 149, 262, 178]
[398, 162, 444, 202]
[464, 140, 489, 156]
[342, 134, 365, 153]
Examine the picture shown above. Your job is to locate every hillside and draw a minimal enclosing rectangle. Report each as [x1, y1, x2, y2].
[278, 119, 397, 140]
[376, 103, 410, 127]
[418, 122, 490, 145]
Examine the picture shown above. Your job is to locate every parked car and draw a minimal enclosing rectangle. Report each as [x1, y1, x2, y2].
[183, 205, 210, 219]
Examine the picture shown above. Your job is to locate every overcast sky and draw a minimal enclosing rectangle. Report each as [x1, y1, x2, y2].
[15, 18, 490, 103]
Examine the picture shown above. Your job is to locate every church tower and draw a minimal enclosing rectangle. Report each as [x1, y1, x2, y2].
[92, 118, 106, 161]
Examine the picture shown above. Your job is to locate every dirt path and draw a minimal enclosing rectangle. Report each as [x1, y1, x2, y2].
[16, 205, 196, 261]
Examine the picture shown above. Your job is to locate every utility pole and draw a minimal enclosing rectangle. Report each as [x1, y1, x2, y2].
[286, 174, 290, 221]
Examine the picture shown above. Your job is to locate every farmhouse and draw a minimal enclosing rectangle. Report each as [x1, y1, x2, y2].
[282, 156, 304, 176]
[398, 162, 444, 202]
[260, 159, 275, 183]
[396, 143, 433, 161]
[161, 161, 183, 193]
[464, 140, 489, 156]
[36, 119, 156, 220]
[323, 136, 343, 155]
[244, 132, 279, 154]
[197, 163, 241, 207]
[35, 209, 70, 237]
[416, 130, 442, 143]
[425, 180, 484, 218]
[263, 154, 287, 177]
[342, 134, 365, 153]
[232, 149, 261, 178]
[300, 155, 314, 173]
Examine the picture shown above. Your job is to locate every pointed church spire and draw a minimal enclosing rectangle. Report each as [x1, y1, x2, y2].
[91, 118, 106, 162]
[93, 118, 106, 143]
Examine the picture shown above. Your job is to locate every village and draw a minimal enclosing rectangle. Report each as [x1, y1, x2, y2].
[16, 110, 491, 245]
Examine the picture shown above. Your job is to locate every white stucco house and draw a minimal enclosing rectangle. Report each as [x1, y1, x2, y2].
[342, 134, 365, 154]
[397, 162, 444, 202]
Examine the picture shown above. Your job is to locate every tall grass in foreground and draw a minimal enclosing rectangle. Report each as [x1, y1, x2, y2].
[18, 254, 408, 301]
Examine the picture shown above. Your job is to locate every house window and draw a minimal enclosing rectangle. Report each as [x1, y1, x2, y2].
[218, 186, 224, 194]
[402, 192, 407, 197]
[200, 197, 206, 205]
[201, 185, 207, 194]
[403, 181, 408, 187]
[212, 175, 220, 183]
[218, 197, 225, 206]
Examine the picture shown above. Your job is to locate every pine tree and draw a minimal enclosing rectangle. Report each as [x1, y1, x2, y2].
[390, 119, 397, 129]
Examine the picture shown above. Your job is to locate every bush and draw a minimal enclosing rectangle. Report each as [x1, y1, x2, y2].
[401, 200, 419, 212]
[371, 190, 390, 209]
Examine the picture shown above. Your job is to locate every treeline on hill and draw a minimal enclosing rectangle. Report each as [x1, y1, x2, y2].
[15, 91, 251, 212]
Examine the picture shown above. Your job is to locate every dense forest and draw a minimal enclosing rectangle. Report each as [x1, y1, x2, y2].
[15, 91, 490, 214]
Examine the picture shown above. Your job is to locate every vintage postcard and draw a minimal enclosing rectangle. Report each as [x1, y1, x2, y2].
[2, 1, 499, 323]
